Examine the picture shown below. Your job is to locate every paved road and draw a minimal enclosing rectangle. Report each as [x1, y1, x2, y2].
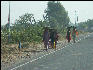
[6, 33, 93, 70]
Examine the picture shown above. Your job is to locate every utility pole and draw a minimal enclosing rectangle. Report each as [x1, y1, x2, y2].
[75, 10, 78, 27]
[75, 10, 78, 26]
[8, 1, 10, 43]
[75, 10, 76, 26]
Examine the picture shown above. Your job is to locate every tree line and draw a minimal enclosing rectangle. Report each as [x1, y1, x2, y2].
[78, 19, 93, 32]
[1, 1, 70, 44]
[2, 1, 92, 45]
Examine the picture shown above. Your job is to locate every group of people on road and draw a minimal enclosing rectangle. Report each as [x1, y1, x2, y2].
[66, 26, 79, 43]
[43, 26, 78, 51]
[43, 27, 59, 51]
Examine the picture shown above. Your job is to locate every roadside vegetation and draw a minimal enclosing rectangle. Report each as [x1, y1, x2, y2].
[1, 1, 93, 69]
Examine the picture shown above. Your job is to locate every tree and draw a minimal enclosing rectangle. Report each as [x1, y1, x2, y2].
[78, 19, 93, 32]
[13, 13, 34, 30]
[1, 12, 48, 44]
[44, 1, 70, 32]
[8, 13, 44, 43]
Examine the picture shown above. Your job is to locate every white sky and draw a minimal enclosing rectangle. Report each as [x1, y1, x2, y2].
[1, 1, 93, 25]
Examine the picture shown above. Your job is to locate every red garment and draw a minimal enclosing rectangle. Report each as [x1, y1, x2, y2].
[69, 34, 71, 40]
[66, 32, 71, 40]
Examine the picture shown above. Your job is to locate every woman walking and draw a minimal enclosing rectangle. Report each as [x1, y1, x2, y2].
[66, 27, 71, 43]
[72, 27, 76, 43]
[43, 27, 50, 51]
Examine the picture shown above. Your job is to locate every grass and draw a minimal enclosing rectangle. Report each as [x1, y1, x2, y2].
[1, 30, 88, 69]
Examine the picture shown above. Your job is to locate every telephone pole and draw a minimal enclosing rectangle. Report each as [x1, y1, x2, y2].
[75, 10, 78, 27]
[8, 1, 10, 43]
[75, 10, 76, 26]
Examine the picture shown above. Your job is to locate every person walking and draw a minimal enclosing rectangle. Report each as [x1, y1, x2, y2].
[43, 27, 50, 51]
[50, 29, 57, 49]
[66, 27, 71, 43]
[76, 30, 79, 40]
[72, 27, 76, 43]
[50, 29, 54, 49]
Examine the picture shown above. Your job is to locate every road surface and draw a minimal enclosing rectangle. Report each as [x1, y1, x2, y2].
[6, 33, 93, 70]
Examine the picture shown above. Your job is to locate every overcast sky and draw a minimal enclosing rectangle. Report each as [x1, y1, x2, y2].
[1, 1, 93, 25]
